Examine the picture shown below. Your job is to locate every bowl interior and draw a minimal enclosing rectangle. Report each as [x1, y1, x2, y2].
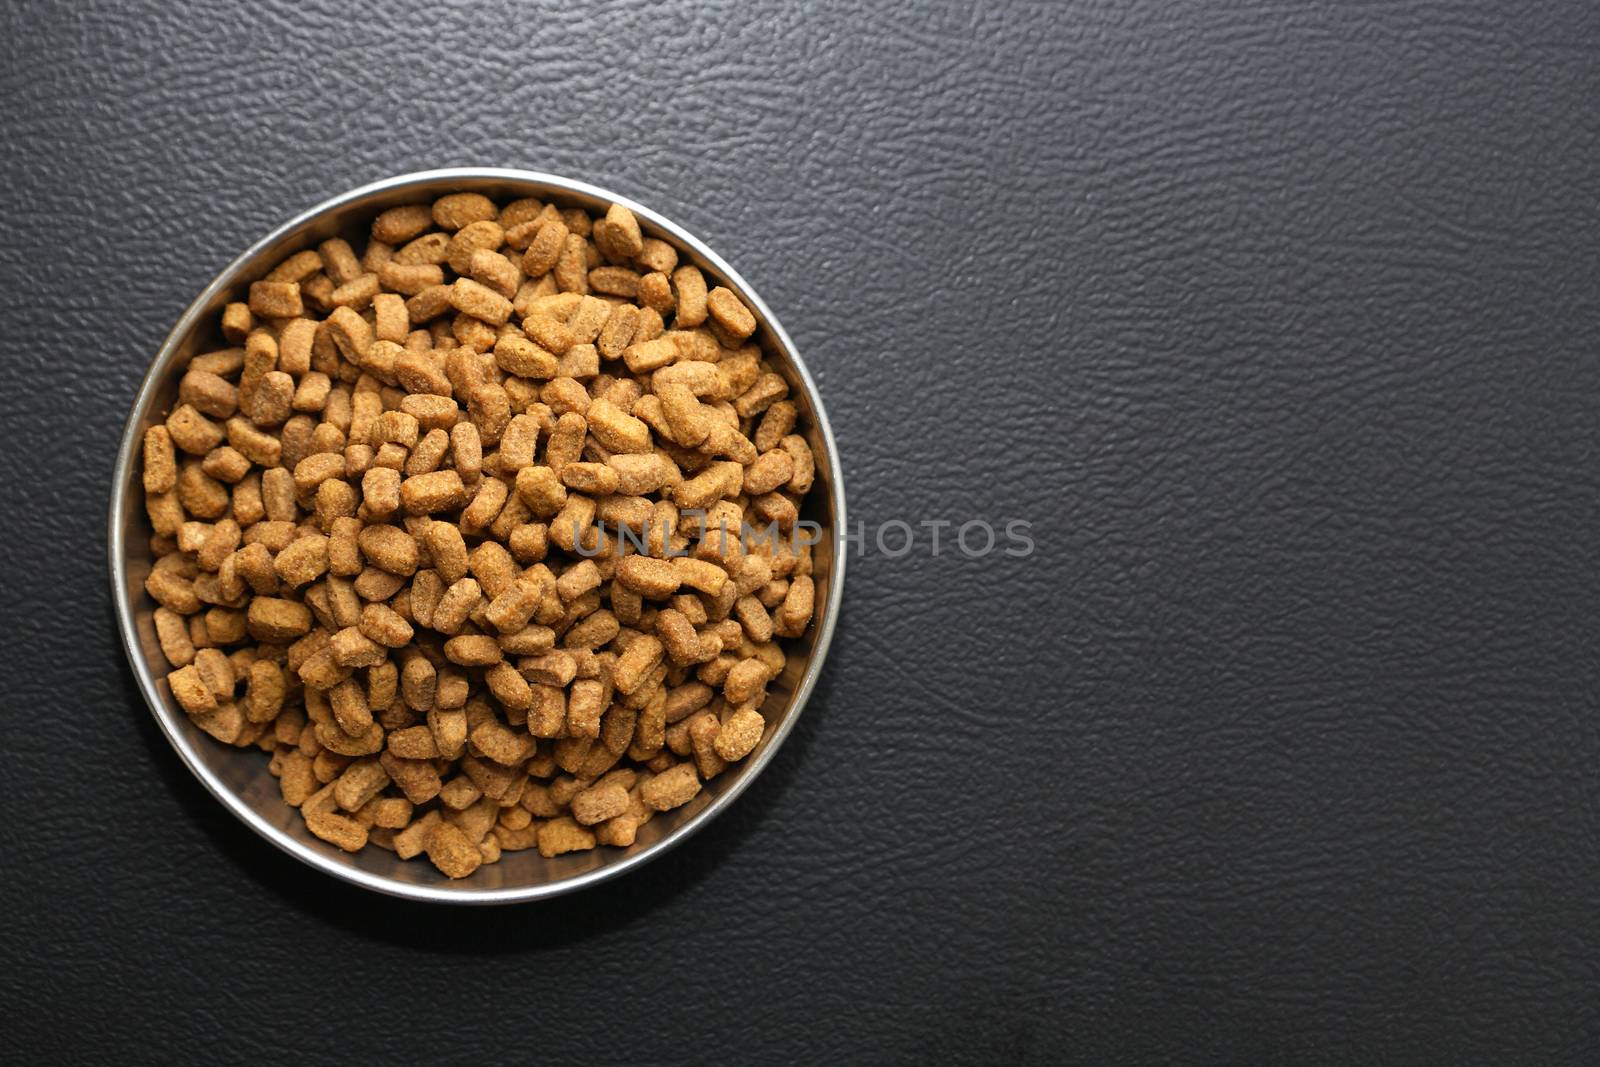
[112, 170, 843, 902]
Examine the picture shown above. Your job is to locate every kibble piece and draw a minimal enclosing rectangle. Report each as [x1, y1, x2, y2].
[333, 757, 390, 811]
[329, 625, 385, 667]
[167, 404, 224, 455]
[775, 574, 815, 637]
[604, 203, 644, 258]
[372, 203, 434, 244]
[705, 286, 756, 340]
[640, 762, 701, 811]
[566, 678, 606, 739]
[672, 265, 708, 327]
[432, 192, 498, 232]
[424, 819, 484, 878]
[485, 577, 544, 634]
[359, 602, 414, 647]
[585, 397, 650, 454]
[277, 750, 319, 806]
[167, 664, 217, 714]
[401, 470, 468, 514]
[495, 333, 558, 379]
[743, 450, 795, 495]
[273, 534, 329, 588]
[305, 810, 368, 852]
[142, 426, 178, 493]
[536, 816, 596, 858]
[521, 217, 568, 276]
[724, 657, 770, 706]
[247, 598, 312, 641]
[635, 272, 673, 315]
[614, 634, 664, 695]
[445, 634, 502, 666]
[571, 781, 629, 825]
[674, 557, 729, 596]
[687, 711, 726, 778]
[357, 524, 419, 576]
[249, 280, 302, 318]
[449, 277, 514, 326]
[714, 707, 765, 761]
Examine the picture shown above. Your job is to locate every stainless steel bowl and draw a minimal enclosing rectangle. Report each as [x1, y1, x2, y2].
[109, 168, 846, 904]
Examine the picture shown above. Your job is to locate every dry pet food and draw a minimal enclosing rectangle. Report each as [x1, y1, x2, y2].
[140, 190, 822, 877]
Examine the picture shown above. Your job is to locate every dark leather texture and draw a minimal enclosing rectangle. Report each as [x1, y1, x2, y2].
[4, 0, 1600, 1062]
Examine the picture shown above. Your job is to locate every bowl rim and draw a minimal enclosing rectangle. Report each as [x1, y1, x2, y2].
[108, 167, 847, 904]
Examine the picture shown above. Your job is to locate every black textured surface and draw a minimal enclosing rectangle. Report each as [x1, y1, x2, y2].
[4, 0, 1600, 1062]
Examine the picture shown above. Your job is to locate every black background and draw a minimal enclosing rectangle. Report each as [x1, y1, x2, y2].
[4, 1, 1599, 1062]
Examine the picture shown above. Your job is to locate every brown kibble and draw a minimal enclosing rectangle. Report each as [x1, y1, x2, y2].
[673, 556, 729, 595]
[429, 706, 469, 760]
[333, 757, 390, 811]
[636, 271, 674, 315]
[705, 286, 756, 340]
[553, 234, 589, 294]
[656, 382, 712, 447]
[179, 368, 238, 419]
[687, 710, 726, 778]
[521, 218, 568, 276]
[372, 203, 434, 244]
[359, 602, 414, 647]
[249, 280, 302, 318]
[743, 450, 795, 495]
[357, 524, 419, 576]
[425, 820, 484, 878]
[536, 816, 596, 858]
[735, 372, 790, 421]
[247, 597, 312, 641]
[494, 333, 558, 378]
[595, 814, 640, 848]
[401, 469, 468, 514]
[142, 425, 178, 493]
[604, 203, 644, 258]
[615, 555, 677, 598]
[775, 574, 815, 637]
[515, 464, 567, 516]
[597, 302, 639, 361]
[166, 404, 223, 455]
[306, 810, 368, 853]
[724, 657, 770, 706]
[471, 717, 529, 765]
[571, 781, 629, 825]
[640, 762, 701, 811]
[485, 577, 545, 634]
[329, 625, 385, 667]
[613, 634, 664, 695]
[449, 277, 514, 326]
[523, 311, 576, 355]
[444, 634, 502, 666]
[278, 750, 318, 806]
[585, 397, 651, 454]
[388, 724, 438, 759]
[567, 678, 606, 739]
[672, 265, 708, 327]
[432, 192, 498, 232]
[430, 576, 481, 635]
[713, 706, 765, 761]
[273, 533, 329, 588]
[168, 664, 217, 714]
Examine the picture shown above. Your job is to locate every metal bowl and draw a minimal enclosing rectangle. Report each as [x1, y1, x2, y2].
[109, 168, 846, 904]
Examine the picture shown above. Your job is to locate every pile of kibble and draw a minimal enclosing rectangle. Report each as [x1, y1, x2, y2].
[139, 192, 817, 878]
